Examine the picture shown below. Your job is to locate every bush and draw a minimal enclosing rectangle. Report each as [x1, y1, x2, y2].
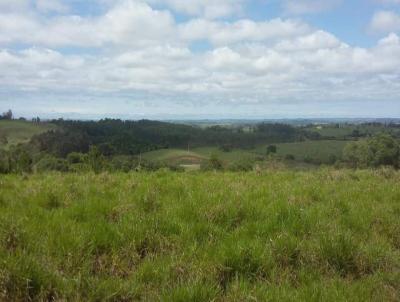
[266, 145, 277, 155]
[227, 159, 254, 171]
[285, 154, 295, 161]
[343, 134, 400, 168]
[67, 152, 86, 164]
[219, 144, 233, 152]
[201, 154, 223, 171]
[35, 155, 69, 172]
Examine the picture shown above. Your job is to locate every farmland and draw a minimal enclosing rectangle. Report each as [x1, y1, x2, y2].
[1, 170, 399, 301]
[0, 120, 56, 149]
[141, 140, 350, 168]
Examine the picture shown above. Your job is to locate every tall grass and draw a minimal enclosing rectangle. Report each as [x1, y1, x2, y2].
[0, 169, 399, 301]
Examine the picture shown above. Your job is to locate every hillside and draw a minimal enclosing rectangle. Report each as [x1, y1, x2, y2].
[0, 120, 56, 149]
[1, 170, 399, 301]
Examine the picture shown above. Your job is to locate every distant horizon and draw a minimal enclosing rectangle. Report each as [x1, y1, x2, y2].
[4, 110, 400, 123]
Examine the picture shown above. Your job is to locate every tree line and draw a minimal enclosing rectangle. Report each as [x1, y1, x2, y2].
[1, 118, 400, 174]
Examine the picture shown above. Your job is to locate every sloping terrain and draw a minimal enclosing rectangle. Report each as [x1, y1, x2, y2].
[0, 120, 56, 149]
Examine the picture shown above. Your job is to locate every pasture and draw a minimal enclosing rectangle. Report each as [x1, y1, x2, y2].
[0, 120, 56, 149]
[272, 140, 349, 163]
[0, 170, 399, 301]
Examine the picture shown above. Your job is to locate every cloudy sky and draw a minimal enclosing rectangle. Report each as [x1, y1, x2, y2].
[0, 0, 400, 119]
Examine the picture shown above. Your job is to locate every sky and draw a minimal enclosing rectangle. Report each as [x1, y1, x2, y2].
[0, 0, 400, 119]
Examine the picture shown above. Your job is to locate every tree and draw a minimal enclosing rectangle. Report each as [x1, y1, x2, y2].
[219, 144, 232, 152]
[86, 146, 106, 173]
[266, 145, 277, 155]
[343, 134, 400, 168]
[35, 155, 69, 172]
[201, 153, 223, 171]
[1, 110, 13, 120]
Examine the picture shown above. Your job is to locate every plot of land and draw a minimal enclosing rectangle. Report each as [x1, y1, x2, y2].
[0, 120, 56, 148]
[141, 148, 206, 165]
[273, 140, 349, 163]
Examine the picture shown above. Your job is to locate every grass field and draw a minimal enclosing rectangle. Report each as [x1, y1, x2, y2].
[272, 140, 349, 163]
[0, 120, 56, 148]
[141, 149, 206, 165]
[194, 140, 349, 164]
[194, 147, 259, 162]
[305, 125, 400, 139]
[1, 170, 399, 301]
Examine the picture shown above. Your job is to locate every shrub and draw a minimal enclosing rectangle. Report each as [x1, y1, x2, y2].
[35, 155, 69, 172]
[285, 154, 295, 160]
[227, 159, 254, 171]
[201, 154, 224, 171]
[343, 134, 400, 168]
[266, 145, 277, 155]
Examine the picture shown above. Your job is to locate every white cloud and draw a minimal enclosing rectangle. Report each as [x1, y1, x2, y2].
[0, 1, 176, 47]
[179, 18, 311, 45]
[283, 0, 341, 14]
[0, 0, 30, 11]
[370, 10, 400, 33]
[276, 30, 343, 51]
[0, 0, 399, 117]
[144, 0, 246, 19]
[0, 2, 312, 48]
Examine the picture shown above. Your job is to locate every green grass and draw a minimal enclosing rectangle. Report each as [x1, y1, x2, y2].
[193, 147, 259, 162]
[141, 149, 206, 165]
[270, 140, 349, 163]
[0, 170, 399, 301]
[0, 120, 56, 148]
[144, 140, 349, 167]
[306, 125, 400, 139]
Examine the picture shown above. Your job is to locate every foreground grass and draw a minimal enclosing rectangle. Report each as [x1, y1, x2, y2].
[0, 170, 399, 301]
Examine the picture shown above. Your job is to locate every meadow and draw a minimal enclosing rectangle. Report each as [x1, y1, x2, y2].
[0, 120, 56, 149]
[1, 170, 399, 301]
[141, 140, 350, 169]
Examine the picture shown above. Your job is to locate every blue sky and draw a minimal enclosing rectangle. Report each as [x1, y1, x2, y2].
[0, 0, 400, 119]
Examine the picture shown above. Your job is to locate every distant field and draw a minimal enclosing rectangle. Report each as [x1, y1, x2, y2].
[141, 148, 206, 165]
[193, 147, 259, 162]
[272, 140, 349, 163]
[306, 125, 400, 138]
[142, 140, 350, 166]
[0, 171, 399, 301]
[0, 120, 56, 148]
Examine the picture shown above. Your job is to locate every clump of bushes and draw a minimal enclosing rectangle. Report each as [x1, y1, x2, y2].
[343, 133, 400, 168]
[201, 154, 224, 171]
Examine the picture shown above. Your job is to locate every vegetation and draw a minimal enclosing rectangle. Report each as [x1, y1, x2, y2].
[343, 134, 400, 168]
[2, 118, 400, 173]
[0, 120, 56, 149]
[1, 117, 400, 300]
[28, 120, 304, 158]
[0, 170, 399, 301]
[271, 140, 349, 165]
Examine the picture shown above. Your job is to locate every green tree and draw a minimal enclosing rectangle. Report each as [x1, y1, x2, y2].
[201, 153, 223, 171]
[343, 134, 400, 168]
[35, 155, 69, 172]
[86, 146, 106, 173]
[1, 109, 13, 120]
[266, 145, 277, 155]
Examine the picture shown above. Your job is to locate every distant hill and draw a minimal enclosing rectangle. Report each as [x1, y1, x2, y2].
[0, 120, 56, 149]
